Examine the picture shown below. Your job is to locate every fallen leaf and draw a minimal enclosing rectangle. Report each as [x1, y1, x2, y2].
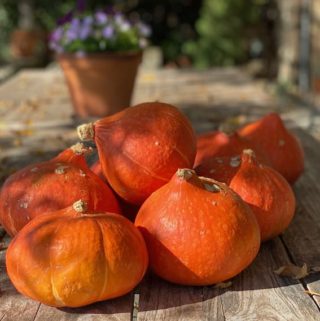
[304, 290, 320, 297]
[274, 263, 308, 279]
[214, 281, 232, 289]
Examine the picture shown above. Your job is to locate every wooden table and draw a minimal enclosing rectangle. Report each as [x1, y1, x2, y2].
[0, 67, 320, 321]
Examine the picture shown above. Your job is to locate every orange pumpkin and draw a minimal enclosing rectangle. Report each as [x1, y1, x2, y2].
[78, 102, 197, 205]
[135, 169, 260, 285]
[238, 113, 304, 184]
[196, 150, 296, 241]
[0, 143, 121, 236]
[6, 200, 148, 307]
[90, 159, 106, 182]
[91, 160, 139, 221]
[195, 130, 268, 167]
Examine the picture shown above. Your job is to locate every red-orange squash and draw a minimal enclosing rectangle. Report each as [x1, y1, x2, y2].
[91, 160, 139, 221]
[90, 159, 105, 181]
[6, 200, 148, 307]
[78, 102, 197, 205]
[195, 150, 296, 241]
[0, 143, 121, 236]
[135, 169, 260, 285]
[238, 113, 304, 184]
[195, 130, 268, 167]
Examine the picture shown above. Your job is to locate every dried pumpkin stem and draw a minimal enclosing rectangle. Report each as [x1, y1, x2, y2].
[77, 123, 94, 141]
[70, 142, 93, 155]
[242, 149, 256, 157]
[176, 168, 195, 181]
[73, 200, 88, 213]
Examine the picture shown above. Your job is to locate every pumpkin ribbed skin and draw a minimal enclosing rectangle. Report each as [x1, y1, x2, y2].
[78, 102, 197, 205]
[238, 113, 304, 184]
[195, 131, 268, 167]
[0, 144, 121, 236]
[6, 202, 148, 308]
[135, 169, 260, 285]
[195, 150, 296, 241]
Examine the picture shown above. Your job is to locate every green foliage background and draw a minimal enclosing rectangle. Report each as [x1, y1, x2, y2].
[0, 0, 275, 69]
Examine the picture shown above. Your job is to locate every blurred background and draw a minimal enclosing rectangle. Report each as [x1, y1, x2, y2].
[0, 0, 318, 95]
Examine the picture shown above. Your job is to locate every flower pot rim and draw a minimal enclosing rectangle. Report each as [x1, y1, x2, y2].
[57, 50, 143, 60]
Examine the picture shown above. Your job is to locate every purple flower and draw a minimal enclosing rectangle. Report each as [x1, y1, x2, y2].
[114, 13, 124, 25]
[83, 16, 93, 26]
[50, 42, 64, 54]
[66, 28, 78, 42]
[95, 11, 108, 24]
[58, 11, 73, 25]
[71, 18, 80, 29]
[102, 25, 114, 39]
[137, 22, 151, 37]
[79, 25, 92, 40]
[51, 27, 64, 42]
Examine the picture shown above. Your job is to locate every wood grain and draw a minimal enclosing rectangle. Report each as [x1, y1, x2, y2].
[137, 238, 320, 321]
[281, 129, 320, 307]
[137, 275, 224, 321]
[0, 251, 41, 321]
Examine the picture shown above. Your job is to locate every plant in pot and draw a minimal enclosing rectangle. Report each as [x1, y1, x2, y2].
[50, 8, 151, 118]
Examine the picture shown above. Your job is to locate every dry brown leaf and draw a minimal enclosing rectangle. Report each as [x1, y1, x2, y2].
[214, 281, 232, 289]
[274, 263, 308, 279]
[304, 290, 320, 297]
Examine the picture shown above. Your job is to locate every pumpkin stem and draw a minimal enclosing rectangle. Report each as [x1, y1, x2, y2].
[70, 142, 93, 156]
[242, 149, 256, 157]
[176, 168, 195, 181]
[77, 123, 94, 141]
[73, 200, 88, 213]
[241, 149, 259, 166]
[176, 168, 207, 189]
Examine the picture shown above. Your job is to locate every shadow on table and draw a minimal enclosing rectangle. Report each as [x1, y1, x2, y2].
[59, 293, 133, 315]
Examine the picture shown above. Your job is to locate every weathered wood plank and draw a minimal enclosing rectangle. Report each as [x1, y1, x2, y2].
[33, 295, 133, 321]
[137, 238, 320, 321]
[0, 251, 41, 321]
[220, 238, 319, 320]
[137, 275, 224, 321]
[281, 129, 320, 306]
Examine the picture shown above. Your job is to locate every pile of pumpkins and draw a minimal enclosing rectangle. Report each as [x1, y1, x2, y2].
[0, 102, 304, 308]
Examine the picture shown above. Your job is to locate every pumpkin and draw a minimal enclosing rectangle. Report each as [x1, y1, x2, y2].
[195, 130, 268, 167]
[196, 150, 296, 241]
[237, 113, 304, 184]
[90, 159, 106, 182]
[0, 143, 121, 236]
[6, 200, 148, 307]
[135, 169, 260, 285]
[91, 160, 139, 221]
[77, 102, 197, 205]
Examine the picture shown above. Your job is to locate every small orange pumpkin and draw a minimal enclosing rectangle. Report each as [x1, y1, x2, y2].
[195, 130, 268, 167]
[77, 102, 197, 205]
[6, 200, 148, 307]
[238, 113, 304, 184]
[0, 143, 121, 236]
[135, 169, 260, 285]
[195, 150, 296, 241]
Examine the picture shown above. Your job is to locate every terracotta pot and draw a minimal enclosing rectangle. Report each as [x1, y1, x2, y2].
[58, 51, 142, 117]
[10, 29, 45, 58]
